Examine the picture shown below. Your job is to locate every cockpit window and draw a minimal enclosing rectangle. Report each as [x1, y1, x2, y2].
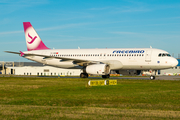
[158, 53, 171, 57]
[167, 54, 171, 56]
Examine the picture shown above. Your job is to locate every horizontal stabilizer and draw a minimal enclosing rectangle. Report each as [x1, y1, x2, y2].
[4, 51, 21, 55]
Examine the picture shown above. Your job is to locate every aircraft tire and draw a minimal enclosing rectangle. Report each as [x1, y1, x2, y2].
[80, 73, 88, 78]
[102, 74, 110, 79]
[102, 75, 106, 78]
[150, 75, 155, 80]
[85, 73, 88, 78]
[107, 74, 110, 78]
[80, 73, 83, 78]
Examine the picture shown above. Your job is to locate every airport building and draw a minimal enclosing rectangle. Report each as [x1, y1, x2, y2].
[0, 61, 81, 76]
[0, 59, 180, 76]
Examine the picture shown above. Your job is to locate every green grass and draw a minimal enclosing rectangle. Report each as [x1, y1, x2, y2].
[0, 77, 180, 119]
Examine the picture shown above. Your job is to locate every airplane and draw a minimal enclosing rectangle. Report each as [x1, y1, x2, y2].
[5, 22, 178, 80]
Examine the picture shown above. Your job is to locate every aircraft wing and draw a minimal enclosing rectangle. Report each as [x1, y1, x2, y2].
[4, 51, 99, 66]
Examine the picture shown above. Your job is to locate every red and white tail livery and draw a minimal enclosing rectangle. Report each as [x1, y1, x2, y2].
[23, 22, 49, 51]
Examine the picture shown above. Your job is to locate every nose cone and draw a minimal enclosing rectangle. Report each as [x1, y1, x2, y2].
[171, 58, 178, 67]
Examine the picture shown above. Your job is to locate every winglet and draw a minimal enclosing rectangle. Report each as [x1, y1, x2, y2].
[20, 51, 24, 57]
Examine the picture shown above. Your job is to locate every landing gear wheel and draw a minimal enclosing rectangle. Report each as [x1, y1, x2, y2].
[80, 73, 88, 78]
[102, 75, 106, 78]
[102, 74, 110, 79]
[150, 76, 155, 80]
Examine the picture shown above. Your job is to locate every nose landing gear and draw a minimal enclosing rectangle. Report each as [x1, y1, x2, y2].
[149, 70, 156, 80]
[150, 75, 155, 80]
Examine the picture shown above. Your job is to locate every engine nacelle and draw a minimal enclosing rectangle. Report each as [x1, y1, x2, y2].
[85, 64, 110, 75]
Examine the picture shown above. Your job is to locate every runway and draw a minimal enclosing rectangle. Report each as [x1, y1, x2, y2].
[109, 76, 180, 80]
[1, 75, 180, 80]
[40, 75, 180, 80]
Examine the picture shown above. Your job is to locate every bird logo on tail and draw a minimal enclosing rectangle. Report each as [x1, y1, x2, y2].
[27, 33, 37, 44]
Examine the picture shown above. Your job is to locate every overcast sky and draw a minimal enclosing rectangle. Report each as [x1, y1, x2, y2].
[0, 0, 180, 61]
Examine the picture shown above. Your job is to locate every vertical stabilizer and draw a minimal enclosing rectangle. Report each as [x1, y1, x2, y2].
[23, 22, 49, 51]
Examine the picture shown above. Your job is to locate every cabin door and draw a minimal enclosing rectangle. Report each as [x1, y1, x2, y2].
[145, 50, 152, 62]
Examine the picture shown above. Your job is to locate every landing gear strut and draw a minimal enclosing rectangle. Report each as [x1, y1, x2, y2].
[149, 70, 156, 80]
[102, 74, 110, 79]
[80, 73, 88, 78]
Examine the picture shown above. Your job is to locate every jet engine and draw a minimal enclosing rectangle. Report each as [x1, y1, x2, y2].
[85, 64, 110, 75]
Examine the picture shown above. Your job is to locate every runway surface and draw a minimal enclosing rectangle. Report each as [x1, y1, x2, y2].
[39, 75, 180, 80]
[110, 76, 180, 80]
[1, 75, 180, 80]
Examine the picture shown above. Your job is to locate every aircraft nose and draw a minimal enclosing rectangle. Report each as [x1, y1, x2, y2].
[171, 58, 178, 67]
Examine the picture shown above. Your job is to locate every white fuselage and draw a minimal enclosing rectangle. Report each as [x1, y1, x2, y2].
[23, 48, 178, 70]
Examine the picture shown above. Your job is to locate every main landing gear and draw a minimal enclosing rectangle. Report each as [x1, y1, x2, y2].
[102, 74, 110, 79]
[80, 73, 88, 78]
[80, 73, 110, 79]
